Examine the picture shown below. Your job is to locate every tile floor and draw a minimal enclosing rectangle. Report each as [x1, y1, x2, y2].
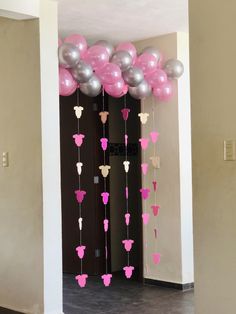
[0, 274, 194, 314]
[63, 273, 194, 314]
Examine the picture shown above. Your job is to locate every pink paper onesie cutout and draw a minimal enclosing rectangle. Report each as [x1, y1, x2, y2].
[75, 274, 88, 288]
[151, 205, 160, 216]
[121, 108, 130, 121]
[100, 138, 108, 151]
[150, 131, 159, 143]
[140, 188, 150, 200]
[73, 134, 85, 147]
[75, 190, 86, 204]
[141, 163, 148, 175]
[139, 138, 149, 150]
[142, 213, 150, 225]
[101, 274, 112, 287]
[104, 219, 109, 232]
[153, 253, 161, 265]
[101, 192, 109, 205]
[125, 213, 130, 226]
[122, 239, 134, 252]
[76, 245, 86, 259]
[123, 266, 134, 279]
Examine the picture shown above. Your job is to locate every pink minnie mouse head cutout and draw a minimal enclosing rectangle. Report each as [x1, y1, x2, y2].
[75, 274, 88, 288]
[76, 245, 86, 259]
[75, 190, 86, 204]
[122, 239, 134, 252]
[123, 266, 134, 279]
[101, 274, 112, 287]
[73, 134, 85, 147]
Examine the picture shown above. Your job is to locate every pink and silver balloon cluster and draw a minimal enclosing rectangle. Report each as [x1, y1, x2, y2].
[58, 34, 184, 100]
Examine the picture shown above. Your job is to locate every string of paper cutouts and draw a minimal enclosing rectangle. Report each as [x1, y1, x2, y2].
[121, 96, 134, 279]
[139, 99, 151, 275]
[74, 91, 88, 288]
[100, 89, 112, 287]
[150, 97, 161, 266]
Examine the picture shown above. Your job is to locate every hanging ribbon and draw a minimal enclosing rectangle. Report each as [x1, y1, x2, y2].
[74, 90, 88, 288]
[100, 89, 112, 287]
[121, 97, 134, 279]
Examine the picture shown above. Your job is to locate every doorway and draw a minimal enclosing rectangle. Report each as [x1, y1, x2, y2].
[60, 91, 143, 281]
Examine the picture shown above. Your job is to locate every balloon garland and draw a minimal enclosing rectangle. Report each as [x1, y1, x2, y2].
[58, 35, 184, 100]
[59, 34, 184, 288]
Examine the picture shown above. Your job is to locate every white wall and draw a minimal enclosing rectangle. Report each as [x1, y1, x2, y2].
[0, 0, 39, 19]
[134, 33, 193, 284]
[0, 1, 63, 313]
[190, 0, 236, 313]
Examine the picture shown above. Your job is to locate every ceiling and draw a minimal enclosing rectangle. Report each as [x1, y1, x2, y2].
[58, 0, 188, 44]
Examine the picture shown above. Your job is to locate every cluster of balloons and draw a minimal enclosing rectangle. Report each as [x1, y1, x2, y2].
[58, 34, 184, 101]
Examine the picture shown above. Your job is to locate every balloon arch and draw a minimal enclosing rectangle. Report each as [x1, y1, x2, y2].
[58, 34, 183, 288]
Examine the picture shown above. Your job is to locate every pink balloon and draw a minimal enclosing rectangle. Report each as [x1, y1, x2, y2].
[116, 42, 137, 64]
[96, 63, 121, 84]
[59, 68, 77, 96]
[104, 79, 127, 98]
[84, 45, 109, 71]
[157, 53, 164, 68]
[58, 38, 63, 47]
[146, 69, 167, 87]
[153, 81, 174, 102]
[136, 53, 157, 76]
[64, 34, 87, 58]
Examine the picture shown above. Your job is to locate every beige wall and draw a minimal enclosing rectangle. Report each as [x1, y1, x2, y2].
[189, 1, 236, 313]
[134, 33, 193, 283]
[0, 17, 44, 313]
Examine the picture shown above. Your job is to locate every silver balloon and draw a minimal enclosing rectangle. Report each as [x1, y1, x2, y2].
[58, 43, 80, 69]
[70, 60, 93, 83]
[123, 67, 144, 87]
[111, 51, 132, 72]
[164, 59, 184, 79]
[80, 75, 102, 97]
[128, 79, 151, 99]
[94, 40, 114, 58]
[141, 46, 161, 62]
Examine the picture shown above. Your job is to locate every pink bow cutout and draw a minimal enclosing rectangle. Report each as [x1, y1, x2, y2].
[75, 190, 86, 204]
[140, 188, 150, 200]
[122, 239, 134, 252]
[76, 245, 86, 259]
[142, 213, 150, 225]
[123, 266, 134, 279]
[139, 138, 149, 150]
[100, 138, 108, 151]
[150, 131, 159, 143]
[101, 192, 109, 205]
[73, 134, 85, 147]
[121, 108, 130, 121]
[101, 274, 112, 287]
[75, 274, 88, 288]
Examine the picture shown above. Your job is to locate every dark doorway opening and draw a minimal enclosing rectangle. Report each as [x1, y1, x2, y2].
[60, 91, 143, 281]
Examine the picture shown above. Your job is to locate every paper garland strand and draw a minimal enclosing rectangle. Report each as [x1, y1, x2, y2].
[74, 91, 88, 288]
[121, 97, 134, 279]
[151, 97, 161, 266]
[100, 88, 112, 287]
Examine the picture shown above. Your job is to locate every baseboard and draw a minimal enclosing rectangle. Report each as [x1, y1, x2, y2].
[144, 278, 194, 291]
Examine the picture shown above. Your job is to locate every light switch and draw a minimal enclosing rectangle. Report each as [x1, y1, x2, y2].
[2, 152, 9, 167]
[224, 140, 236, 161]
